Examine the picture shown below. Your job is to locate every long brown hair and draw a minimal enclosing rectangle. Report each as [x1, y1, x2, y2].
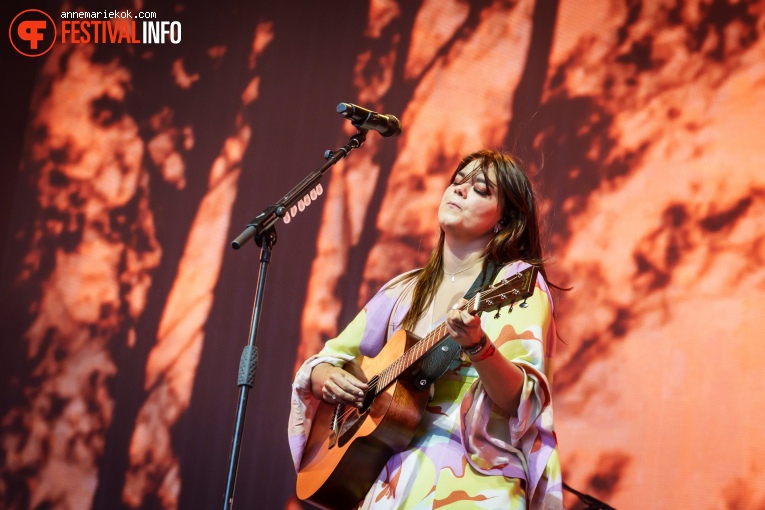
[396, 149, 551, 330]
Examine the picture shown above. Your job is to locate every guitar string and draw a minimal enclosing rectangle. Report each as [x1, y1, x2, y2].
[334, 318, 449, 424]
[331, 271, 527, 425]
[333, 294, 480, 425]
[333, 276, 504, 423]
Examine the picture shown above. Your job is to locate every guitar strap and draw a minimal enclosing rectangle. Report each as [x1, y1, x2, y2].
[411, 260, 502, 391]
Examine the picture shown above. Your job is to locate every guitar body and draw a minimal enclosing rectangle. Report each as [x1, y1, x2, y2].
[296, 329, 430, 510]
[295, 266, 538, 509]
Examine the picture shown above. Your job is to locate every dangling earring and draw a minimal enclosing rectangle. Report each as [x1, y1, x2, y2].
[494, 217, 508, 235]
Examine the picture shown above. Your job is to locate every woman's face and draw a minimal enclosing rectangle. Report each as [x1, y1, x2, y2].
[437, 159, 502, 242]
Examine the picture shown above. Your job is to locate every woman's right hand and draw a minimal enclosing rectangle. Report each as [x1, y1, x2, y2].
[310, 362, 368, 407]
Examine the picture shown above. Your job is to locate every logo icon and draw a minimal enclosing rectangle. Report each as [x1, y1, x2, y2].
[9, 9, 56, 57]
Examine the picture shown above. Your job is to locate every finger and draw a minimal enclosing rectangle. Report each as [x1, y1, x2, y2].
[324, 384, 349, 405]
[327, 379, 364, 404]
[446, 310, 475, 330]
[460, 310, 479, 326]
[327, 366, 368, 388]
[323, 388, 339, 403]
[322, 384, 340, 403]
[330, 373, 366, 396]
[447, 309, 462, 324]
[444, 318, 458, 337]
[341, 373, 368, 391]
[444, 320, 468, 341]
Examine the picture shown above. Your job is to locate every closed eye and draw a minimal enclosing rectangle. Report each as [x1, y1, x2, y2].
[451, 169, 495, 197]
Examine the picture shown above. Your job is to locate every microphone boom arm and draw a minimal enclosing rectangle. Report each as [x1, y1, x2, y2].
[231, 129, 367, 248]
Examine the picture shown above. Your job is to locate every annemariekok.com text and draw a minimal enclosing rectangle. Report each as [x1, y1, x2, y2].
[60, 10, 158, 20]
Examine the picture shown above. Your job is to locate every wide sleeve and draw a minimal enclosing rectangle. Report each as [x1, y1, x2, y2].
[460, 262, 563, 510]
[288, 275, 415, 472]
[288, 312, 363, 471]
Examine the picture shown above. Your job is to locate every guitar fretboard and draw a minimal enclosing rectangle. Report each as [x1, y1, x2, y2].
[373, 265, 535, 394]
[374, 295, 477, 393]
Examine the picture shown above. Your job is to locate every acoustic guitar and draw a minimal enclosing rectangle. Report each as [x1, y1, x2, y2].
[296, 266, 538, 509]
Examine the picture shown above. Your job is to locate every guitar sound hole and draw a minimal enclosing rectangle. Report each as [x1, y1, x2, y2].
[336, 406, 368, 448]
[360, 382, 376, 413]
[336, 378, 378, 447]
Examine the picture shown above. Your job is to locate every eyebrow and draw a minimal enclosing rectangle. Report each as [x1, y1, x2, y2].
[457, 169, 495, 187]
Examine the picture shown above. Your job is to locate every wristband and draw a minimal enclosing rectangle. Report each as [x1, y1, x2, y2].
[462, 334, 487, 356]
[469, 342, 495, 362]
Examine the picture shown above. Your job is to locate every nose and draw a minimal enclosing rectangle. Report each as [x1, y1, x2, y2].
[453, 181, 468, 197]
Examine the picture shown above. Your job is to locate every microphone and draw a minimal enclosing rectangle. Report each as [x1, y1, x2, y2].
[336, 103, 402, 137]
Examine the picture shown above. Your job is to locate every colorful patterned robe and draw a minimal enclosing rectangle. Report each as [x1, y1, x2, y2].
[289, 261, 564, 509]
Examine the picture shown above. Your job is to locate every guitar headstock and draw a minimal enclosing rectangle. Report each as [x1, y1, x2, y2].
[472, 266, 538, 314]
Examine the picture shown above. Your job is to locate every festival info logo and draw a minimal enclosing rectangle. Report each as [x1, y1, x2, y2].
[10, 9, 180, 57]
[10, 9, 57, 57]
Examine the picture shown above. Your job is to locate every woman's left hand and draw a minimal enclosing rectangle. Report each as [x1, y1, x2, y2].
[444, 298, 483, 349]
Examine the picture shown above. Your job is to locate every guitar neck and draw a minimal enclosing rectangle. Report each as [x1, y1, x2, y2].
[374, 296, 476, 393]
[372, 265, 537, 395]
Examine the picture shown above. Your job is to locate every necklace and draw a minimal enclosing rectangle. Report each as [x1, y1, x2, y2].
[443, 260, 482, 283]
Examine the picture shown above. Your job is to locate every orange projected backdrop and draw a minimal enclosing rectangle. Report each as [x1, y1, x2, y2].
[1, 1, 764, 509]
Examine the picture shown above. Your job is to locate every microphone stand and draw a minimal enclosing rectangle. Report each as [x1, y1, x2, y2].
[222, 129, 369, 510]
[563, 482, 618, 510]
